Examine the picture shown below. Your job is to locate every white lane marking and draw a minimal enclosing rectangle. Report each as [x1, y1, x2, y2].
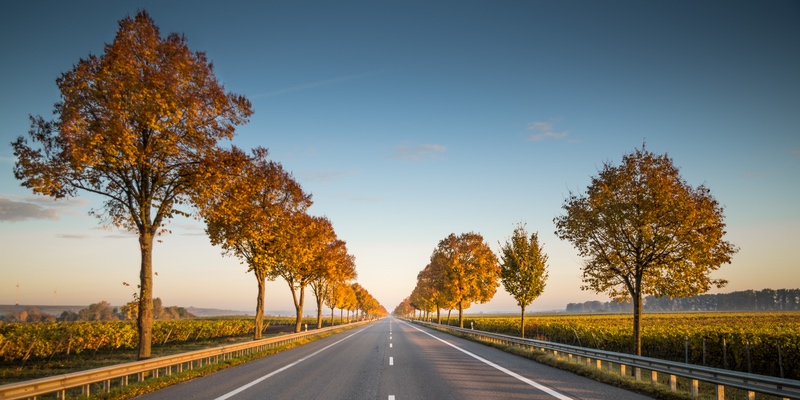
[389, 356, 394, 365]
[403, 322, 572, 400]
[389, 396, 395, 400]
[213, 326, 370, 400]
[390, 343, 393, 348]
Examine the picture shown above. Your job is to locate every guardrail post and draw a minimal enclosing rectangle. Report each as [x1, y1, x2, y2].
[651, 370, 657, 386]
[716, 384, 724, 400]
[747, 391, 755, 400]
[596, 359, 602, 369]
[669, 375, 676, 392]
[82, 383, 90, 397]
[691, 379, 699, 398]
[620, 364, 626, 377]
[635, 367, 641, 381]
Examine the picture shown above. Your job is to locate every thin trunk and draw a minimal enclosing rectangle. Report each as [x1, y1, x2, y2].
[520, 306, 526, 339]
[458, 303, 464, 328]
[330, 306, 335, 326]
[316, 294, 324, 329]
[436, 308, 441, 324]
[447, 309, 452, 325]
[137, 230, 154, 360]
[633, 290, 643, 356]
[253, 269, 267, 339]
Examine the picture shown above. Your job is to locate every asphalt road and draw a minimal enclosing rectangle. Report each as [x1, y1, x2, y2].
[134, 317, 652, 400]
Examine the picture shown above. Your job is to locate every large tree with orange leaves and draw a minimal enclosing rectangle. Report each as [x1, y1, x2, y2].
[430, 232, 499, 328]
[554, 145, 737, 355]
[11, 11, 252, 359]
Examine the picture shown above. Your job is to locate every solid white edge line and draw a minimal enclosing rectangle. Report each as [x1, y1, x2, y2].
[213, 326, 371, 400]
[402, 321, 572, 400]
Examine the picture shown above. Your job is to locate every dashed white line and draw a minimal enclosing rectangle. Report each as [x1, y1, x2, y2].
[390, 343, 393, 348]
[213, 326, 370, 400]
[389, 356, 394, 365]
[402, 321, 572, 400]
[388, 396, 395, 400]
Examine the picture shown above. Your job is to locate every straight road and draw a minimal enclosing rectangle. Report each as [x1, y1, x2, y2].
[135, 317, 651, 400]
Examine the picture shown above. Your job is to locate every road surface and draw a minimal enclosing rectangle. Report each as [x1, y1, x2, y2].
[134, 317, 651, 399]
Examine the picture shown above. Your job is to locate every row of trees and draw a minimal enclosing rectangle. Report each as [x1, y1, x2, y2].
[11, 11, 383, 358]
[0, 299, 193, 323]
[395, 226, 549, 338]
[397, 145, 738, 356]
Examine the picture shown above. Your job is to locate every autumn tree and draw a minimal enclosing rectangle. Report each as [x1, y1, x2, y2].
[554, 145, 738, 355]
[271, 214, 333, 332]
[11, 11, 251, 359]
[310, 238, 357, 328]
[200, 147, 311, 339]
[498, 223, 549, 338]
[431, 232, 500, 328]
[325, 280, 353, 326]
[392, 297, 414, 318]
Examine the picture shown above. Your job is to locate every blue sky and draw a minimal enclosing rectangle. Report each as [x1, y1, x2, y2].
[1, 1, 798, 314]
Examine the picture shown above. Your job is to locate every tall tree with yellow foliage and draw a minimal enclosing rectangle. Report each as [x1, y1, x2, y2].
[11, 11, 251, 359]
[498, 224, 549, 338]
[431, 232, 500, 328]
[554, 145, 738, 355]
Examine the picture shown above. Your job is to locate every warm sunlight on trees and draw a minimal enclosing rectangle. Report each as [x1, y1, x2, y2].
[11, 11, 252, 359]
[270, 214, 334, 332]
[499, 223, 549, 338]
[200, 147, 311, 339]
[431, 232, 500, 328]
[554, 145, 738, 355]
[310, 238, 357, 328]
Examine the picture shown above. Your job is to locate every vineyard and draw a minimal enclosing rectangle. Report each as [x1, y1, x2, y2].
[0, 316, 331, 363]
[444, 312, 800, 380]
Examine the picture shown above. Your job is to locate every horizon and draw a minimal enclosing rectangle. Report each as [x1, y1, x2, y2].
[1, 1, 798, 314]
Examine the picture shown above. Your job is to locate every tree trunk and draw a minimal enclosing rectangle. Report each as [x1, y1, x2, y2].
[253, 269, 267, 340]
[447, 309, 452, 325]
[293, 286, 305, 333]
[436, 308, 441, 324]
[458, 303, 464, 328]
[316, 295, 324, 329]
[520, 306, 526, 338]
[330, 306, 335, 326]
[632, 290, 643, 355]
[137, 231, 154, 360]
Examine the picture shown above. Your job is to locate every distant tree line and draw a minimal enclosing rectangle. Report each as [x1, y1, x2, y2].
[0, 298, 194, 323]
[565, 288, 800, 313]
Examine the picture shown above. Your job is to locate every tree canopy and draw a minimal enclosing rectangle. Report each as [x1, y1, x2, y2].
[554, 145, 737, 355]
[499, 223, 549, 338]
[430, 232, 500, 328]
[11, 11, 252, 359]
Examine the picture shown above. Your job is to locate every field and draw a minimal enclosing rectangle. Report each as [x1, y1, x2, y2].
[0, 316, 341, 363]
[439, 311, 800, 380]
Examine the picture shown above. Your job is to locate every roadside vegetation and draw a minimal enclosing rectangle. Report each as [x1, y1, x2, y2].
[418, 312, 800, 381]
[0, 316, 356, 386]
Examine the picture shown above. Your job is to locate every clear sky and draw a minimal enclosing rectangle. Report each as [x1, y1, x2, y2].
[1, 1, 798, 315]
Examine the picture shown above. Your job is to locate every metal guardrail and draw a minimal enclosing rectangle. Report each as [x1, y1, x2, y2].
[0, 320, 372, 400]
[416, 321, 800, 400]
